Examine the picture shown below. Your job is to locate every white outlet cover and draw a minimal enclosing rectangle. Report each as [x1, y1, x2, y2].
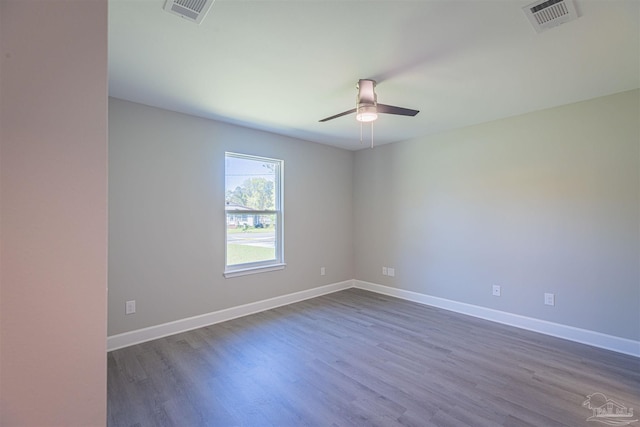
[382, 267, 387, 276]
[492, 285, 501, 296]
[320, 267, 325, 276]
[544, 293, 555, 306]
[387, 268, 395, 277]
[125, 300, 136, 315]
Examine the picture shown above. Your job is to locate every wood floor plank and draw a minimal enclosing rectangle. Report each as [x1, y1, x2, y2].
[108, 288, 639, 426]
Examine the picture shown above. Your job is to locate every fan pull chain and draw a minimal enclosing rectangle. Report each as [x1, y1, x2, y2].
[370, 122, 374, 148]
[358, 118, 375, 148]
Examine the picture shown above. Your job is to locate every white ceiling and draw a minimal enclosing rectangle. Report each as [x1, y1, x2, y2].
[109, 0, 639, 151]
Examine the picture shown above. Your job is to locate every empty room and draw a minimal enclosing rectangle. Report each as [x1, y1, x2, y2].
[1, 0, 638, 426]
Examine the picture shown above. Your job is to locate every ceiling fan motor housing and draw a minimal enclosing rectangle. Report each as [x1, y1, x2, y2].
[357, 79, 377, 105]
[356, 79, 378, 122]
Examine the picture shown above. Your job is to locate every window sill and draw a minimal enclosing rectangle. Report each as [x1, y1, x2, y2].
[224, 263, 286, 278]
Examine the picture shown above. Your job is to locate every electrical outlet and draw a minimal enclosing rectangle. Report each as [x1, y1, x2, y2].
[492, 285, 501, 297]
[544, 293, 555, 306]
[387, 267, 395, 277]
[125, 300, 136, 315]
[382, 267, 387, 276]
[320, 267, 325, 276]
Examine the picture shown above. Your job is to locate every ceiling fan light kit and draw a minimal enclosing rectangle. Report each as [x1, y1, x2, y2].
[356, 105, 378, 123]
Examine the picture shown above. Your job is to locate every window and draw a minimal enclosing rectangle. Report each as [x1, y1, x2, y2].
[224, 152, 284, 277]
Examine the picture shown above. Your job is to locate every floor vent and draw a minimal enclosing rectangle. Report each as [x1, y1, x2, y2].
[523, 0, 578, 33]
[163, 0, 215, 24]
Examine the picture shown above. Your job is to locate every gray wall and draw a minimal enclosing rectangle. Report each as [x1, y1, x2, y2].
[108, 98, 354, 335]
[110, 90, 639, 343]
[353, 90, 639, 341]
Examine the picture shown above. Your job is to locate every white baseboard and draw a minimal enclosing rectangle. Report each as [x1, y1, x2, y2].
[108, 278, 639, 358]
[107, 280, 353, 351]
[354, 280, 640, 358]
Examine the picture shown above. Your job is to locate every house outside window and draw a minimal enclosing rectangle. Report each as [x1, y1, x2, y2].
[224, 152, 284, 277]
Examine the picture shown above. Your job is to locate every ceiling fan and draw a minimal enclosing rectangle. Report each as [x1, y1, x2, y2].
[319, 79, 419, 123]
[319, 79, 419, 147]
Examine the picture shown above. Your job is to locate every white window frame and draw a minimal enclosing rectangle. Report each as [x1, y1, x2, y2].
[224, 152, 285, 278]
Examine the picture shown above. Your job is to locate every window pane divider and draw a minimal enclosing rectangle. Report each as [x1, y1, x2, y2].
[225, 210, 278, 214]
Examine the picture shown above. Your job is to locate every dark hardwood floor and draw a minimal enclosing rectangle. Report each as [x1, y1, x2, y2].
[108, 288, 639, 426]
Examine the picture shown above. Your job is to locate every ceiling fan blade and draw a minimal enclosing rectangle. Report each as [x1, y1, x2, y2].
[319, 108, 357, 122]
[376, 103, 419, 117]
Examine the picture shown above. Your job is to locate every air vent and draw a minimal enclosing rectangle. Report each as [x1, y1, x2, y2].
[163, 0, 215, 24]
[523, 0, 578, 33]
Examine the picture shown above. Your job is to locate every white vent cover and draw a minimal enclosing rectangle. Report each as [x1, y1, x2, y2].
[163, 0, 215, 24]
[523, 0, 578, 33]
